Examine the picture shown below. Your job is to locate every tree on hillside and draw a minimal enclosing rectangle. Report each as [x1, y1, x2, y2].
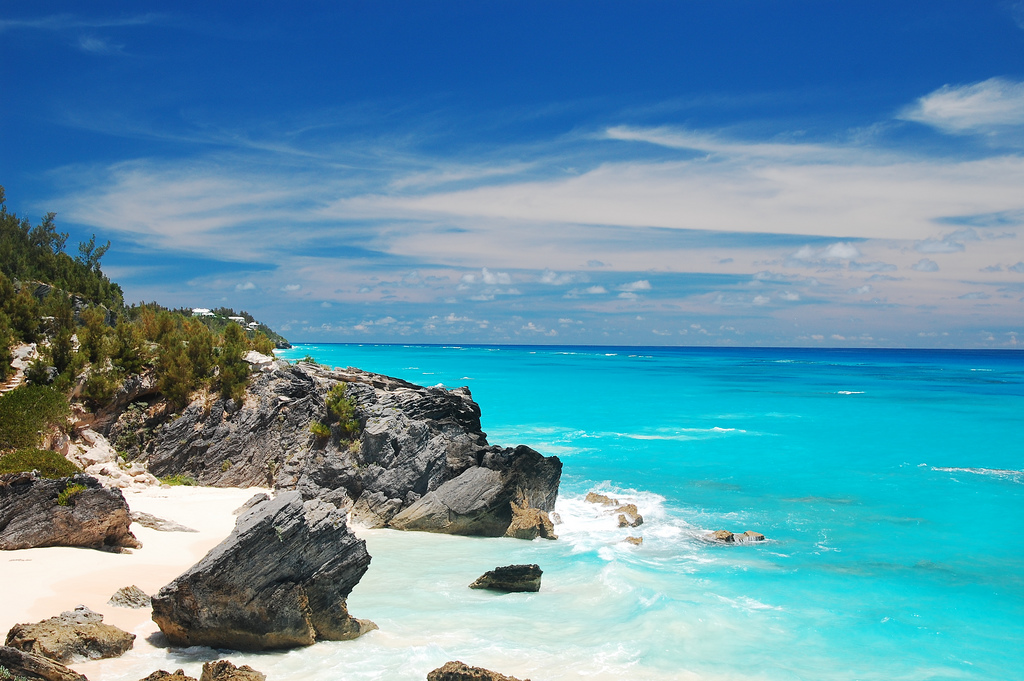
[218, 322, 249, 402]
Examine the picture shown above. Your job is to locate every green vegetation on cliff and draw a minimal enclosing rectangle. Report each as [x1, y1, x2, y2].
[0, 185, 289, 414]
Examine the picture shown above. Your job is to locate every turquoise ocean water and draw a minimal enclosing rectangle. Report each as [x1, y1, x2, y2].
[239, 344, 1022, 680]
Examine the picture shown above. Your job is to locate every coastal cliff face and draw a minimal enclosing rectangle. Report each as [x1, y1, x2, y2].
[105, 362, 561, 537]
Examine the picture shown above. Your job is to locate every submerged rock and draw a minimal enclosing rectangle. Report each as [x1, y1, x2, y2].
[0, 645, 88, 681]
[737, 530, 766, 543]
[108, 585, 151, 609]
[0, 473, 141, 551]
[199, 660, 266, 681]
[469, 564, 543, 593]
[624, 536, 643, 545]
[151, 491, 374, 650]
[427, 661, 529, 681]
[710, 530, 735, 543]
[5, 606, 135, 663]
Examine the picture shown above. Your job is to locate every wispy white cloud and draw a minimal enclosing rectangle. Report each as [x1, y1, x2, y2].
[900, 77, 1024, 135]
[0, 13, 162, 32]
[77, 35, 124, 55]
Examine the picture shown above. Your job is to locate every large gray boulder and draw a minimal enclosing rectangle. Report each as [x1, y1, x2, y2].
[0, 473, 141, 551]
[117, 364, 561, 538]
[0, 646, 88, 681]
[151, 491, 374, 650]
[469, 564, 543, 593]
[5, 606, 135, 663]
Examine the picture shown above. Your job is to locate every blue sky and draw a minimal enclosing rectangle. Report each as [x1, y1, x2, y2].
[2, 1, 1023, 348]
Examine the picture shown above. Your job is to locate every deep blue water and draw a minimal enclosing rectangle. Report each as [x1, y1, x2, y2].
[270, 343, 1024, 681]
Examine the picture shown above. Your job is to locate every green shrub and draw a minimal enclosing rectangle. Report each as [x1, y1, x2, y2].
[309, 421, 331, 438]
[218, 322, 250, 402]
[325, 383, 360, 436]
[0, 448, 80, 478]
[220, 459, 232, 472]
[0, 385, 70, 451]
[160, 474, 198, 486]
[56, 482, 87, 506]
[82, 368, 121, 408]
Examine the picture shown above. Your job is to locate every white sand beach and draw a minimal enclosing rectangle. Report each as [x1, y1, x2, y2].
[0, 485, 264, 679]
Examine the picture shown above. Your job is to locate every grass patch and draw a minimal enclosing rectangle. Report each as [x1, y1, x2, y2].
[56, 482, 87, 506]
[0, 385, 70, 451]
[309, 421, 331, 438]
[160, 474, 198, 486]
[0, 448, 80, 478]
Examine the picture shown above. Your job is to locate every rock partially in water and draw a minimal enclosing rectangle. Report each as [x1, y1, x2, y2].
[140, 671, 195, 681]
[624, 536, 643, 545]
[615, 503, 643, 528]
[469, 564, 542, 593]
[0, 645, 88, 681]
[5, 606, 135, 663]
[584, 492, 618, 506]
[503, 499, 556, 540]
[0, 473, 141, 551]
[707, 529, 766, 544]
[108, 585, 151, 609]
[151, 491, 373, 650]
[199, 660, 265, 681]
[427, 660, 528, 681]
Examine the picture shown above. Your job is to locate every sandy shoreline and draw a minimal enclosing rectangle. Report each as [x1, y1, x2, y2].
[0, 485, 264, 678]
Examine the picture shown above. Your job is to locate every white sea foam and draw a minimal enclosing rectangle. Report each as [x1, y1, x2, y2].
[932, 466, 1023, 483]
[836, 390, 864, 395]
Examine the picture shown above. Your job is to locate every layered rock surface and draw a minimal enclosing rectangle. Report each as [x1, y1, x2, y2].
[107, 363, 561, 538]
[151, 491, 373, 650]
[469, 564, 543, 593]
[5, 606, 135, 663]
[0, 473, 141, 551]
[0, 646, 88, 681]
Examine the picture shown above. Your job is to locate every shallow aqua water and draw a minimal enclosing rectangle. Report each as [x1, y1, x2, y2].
[266, 344, 1023, 680]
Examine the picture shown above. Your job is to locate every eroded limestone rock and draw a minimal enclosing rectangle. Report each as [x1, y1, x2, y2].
[427, 660, 529, 681]
[469, 564, 542, 593]
[151, 492, 373, 650]
[5, 606, 135, 663]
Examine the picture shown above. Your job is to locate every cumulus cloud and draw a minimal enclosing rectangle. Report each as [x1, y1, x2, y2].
[848, 284, 872, 295]
[618, 279, 652, 292]
[912, 258, 940, 272]
[235, 281, 256, 291]
[822, 242, 861, 259]
[480, 268, 511, 285]
[539, 269, 576, 285]
[281, 283, 302, 291]
[900, 77, 1024, 134]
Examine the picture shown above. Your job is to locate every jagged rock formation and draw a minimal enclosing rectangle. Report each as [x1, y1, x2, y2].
[107, 363, 561, 538]
[0, 645, 88, 681]
[615, 503, 643, 528]
[503, 499, 556, 540]
[108, 585, 151, 609]
[5, 606, 135, 663]
[65, 429, 159, 490]
[469, 564, 543, 593]
[151, 491, 374, 650]
[0, 473, 141, 551]
[427, 661, 528, 681]
[199, 660, 266, 681]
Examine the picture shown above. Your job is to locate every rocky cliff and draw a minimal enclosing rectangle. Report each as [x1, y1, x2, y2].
[104, 362, 561, 537]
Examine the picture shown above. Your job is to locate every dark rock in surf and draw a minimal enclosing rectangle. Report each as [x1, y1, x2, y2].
[151, 492, 374, 650]
[469, 564, 542, 593]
